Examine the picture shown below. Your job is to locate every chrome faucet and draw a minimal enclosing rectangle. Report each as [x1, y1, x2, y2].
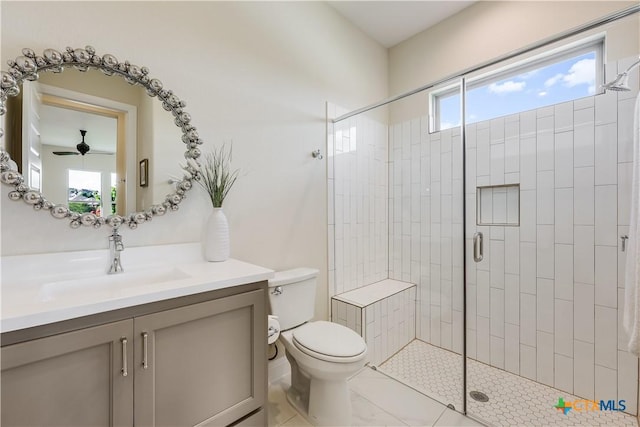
[108, 228, 125, 274]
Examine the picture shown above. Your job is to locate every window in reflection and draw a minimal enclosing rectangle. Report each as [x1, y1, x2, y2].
[68, 169, 101, 216]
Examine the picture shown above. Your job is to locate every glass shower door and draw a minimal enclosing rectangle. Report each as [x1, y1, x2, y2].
[375, 87, 467, 412]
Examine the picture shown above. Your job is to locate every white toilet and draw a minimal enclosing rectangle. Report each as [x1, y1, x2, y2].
[268, 268, 367, 427]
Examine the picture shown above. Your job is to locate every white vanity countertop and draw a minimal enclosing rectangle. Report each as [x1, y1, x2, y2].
[1, 243, 274, 333]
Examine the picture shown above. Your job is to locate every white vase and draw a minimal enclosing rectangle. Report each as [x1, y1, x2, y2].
[204, 207, 230, 262]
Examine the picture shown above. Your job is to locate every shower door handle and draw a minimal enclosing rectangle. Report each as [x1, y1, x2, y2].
[473, 232, 484, 262]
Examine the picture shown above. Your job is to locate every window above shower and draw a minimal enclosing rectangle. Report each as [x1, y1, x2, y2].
[430, 35, 604, 133]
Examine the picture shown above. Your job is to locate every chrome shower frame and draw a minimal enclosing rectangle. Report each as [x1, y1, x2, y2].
[331, 3, 640, 419]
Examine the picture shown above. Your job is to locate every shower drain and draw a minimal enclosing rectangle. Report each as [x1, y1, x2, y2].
[469, 391, 489, 402]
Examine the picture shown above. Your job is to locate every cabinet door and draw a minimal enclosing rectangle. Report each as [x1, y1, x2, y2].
[134, 289, 266, 427]
[231, 409, 266, 427]
[1, 319, 134, 427]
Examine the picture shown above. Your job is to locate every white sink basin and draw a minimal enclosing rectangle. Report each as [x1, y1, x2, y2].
[1, 243, 275, 334]
[39, 267, 192, 301]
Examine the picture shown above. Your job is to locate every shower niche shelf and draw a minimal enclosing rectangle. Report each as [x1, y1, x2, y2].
[476, 184, 520, 226]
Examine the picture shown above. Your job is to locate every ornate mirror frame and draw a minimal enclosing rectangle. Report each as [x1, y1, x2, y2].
[0, 46, 202, 230]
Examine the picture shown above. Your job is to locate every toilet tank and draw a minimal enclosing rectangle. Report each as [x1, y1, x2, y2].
[268, 268, 318, 331]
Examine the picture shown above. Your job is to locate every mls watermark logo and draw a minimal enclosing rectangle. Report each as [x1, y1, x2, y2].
[554, 397, 626, 415]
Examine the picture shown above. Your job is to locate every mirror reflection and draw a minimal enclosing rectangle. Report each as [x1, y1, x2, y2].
[0, 46, 203, 230]
[41, 93, 119, 216]
[4, 66, 183, 217]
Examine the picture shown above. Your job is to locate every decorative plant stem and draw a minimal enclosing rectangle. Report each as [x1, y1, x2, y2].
[197, 143, 239, 208]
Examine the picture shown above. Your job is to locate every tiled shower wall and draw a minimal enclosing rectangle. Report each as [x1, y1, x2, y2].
[388, 57, 639, 414]
[327, 104, 389, 296]
[388, 121, 466, 356]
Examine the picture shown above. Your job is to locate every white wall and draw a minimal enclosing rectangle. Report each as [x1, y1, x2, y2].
[0, 1, 388, 322]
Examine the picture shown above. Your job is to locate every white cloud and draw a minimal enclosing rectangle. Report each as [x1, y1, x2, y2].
[563, 58, 595, 89]
[544, 73, 563, 88]
[542, 58, 596, 95]
[488, 80, 526, 94]
[538, 91, 547, 97]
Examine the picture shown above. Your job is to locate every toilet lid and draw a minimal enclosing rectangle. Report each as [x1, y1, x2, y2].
[292, 321, 366, 358]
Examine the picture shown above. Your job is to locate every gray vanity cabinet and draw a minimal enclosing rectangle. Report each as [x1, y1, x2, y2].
[134, 289, 266, 427]
[1, 319, 134, 427]
[1, 285, 267, 427]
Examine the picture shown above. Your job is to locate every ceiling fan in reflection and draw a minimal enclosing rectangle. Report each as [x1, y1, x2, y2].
[52, 129, 114, 156]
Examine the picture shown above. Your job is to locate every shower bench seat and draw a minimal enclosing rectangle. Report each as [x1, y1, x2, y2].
[331, 279, 416, 366]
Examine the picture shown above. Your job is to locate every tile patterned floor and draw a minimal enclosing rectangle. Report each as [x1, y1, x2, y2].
[379, 340, 639, 427]
[268, 367, 484, 426]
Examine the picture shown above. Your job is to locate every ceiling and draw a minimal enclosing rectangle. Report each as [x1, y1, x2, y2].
[327, 1, 476, 48]
[40, 104, 117, 154]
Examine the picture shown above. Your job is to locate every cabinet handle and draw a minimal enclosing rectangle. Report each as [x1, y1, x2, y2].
[142, 332, 149, 369]
[473, 232, 484, 262]
[120, 337, 128, 377]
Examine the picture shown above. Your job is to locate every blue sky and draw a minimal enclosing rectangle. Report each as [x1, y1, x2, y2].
[439, 51, 596, 129]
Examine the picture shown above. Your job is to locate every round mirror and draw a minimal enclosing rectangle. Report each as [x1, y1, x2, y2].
[0, 46, 203, 230]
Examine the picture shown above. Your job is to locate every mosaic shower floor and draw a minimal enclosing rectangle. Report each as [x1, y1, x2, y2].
[379, 340, 638, 427]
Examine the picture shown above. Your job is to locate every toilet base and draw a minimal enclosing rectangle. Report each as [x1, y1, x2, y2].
[308, 377, 352, 426]
[284, 349, 354, 426]
[285, 378, 352, 427]
[279, 326, 366, 427]
[285, 387, 314, 426]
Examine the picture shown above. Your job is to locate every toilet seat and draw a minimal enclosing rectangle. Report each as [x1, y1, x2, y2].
[292, 321, 366, 363]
